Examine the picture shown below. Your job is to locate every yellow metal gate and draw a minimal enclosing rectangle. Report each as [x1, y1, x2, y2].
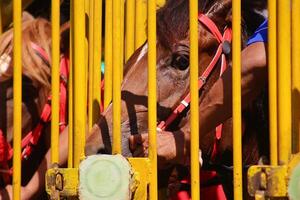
[1, 0, 300, 199]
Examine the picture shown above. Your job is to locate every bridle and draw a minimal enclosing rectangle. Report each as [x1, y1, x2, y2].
[159, 13, 233, 200]
[157, 13, 232, 143]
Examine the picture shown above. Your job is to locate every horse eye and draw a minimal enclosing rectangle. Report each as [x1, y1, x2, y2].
[171, 54, 189, 70]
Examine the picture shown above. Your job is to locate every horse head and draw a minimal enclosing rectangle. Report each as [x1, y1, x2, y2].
[85, 0, 238, 160]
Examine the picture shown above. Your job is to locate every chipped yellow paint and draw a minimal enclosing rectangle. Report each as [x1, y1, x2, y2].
[45, 167, 79, 197]
[248, 165, 288, 198]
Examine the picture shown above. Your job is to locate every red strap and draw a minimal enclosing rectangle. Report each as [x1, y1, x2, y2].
[19, 54, 70, 160]
[30, 42, 50, 66]
[100, 79, 105, 113]
[157, 44, 224, 131]
[161, 14, 232, 199]
[198, 14, 223, 43]
[0, 130, 11, 162]
[59, 54, 69, 132]
[158, 13, 232, 131]
[223, 28, 232, 42]
[0, 130, 12, 183]
[211, 29, 232, 160]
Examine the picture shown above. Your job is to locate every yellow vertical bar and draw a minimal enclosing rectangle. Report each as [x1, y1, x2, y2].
[148, 0, 157, 199]
[268, 0, 278, 165]
[232, 0, 243, 199]
[12, 0, 22, 199]
[190, 0, 200, 199]
[104, 0, 113, 109]
[85, 0, 89, 121]
[120, 0, 124, 79]
[135, 0, 146, 49]
[93, 0, 102, 123]
[125, 0, 135, 61]
[112, 0, 121, 154]
[278, 0, 291, 164]
[51, 0, 60, 164]
[292, 0, 300, 153]
[73, 0, 86, 167]
[68, 0, 74, 168]
[88, 0, 95, 130]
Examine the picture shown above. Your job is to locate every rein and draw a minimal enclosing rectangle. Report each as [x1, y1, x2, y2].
[0, 43, 69, 182]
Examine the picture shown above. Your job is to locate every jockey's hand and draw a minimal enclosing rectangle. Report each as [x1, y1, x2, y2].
[129, 130, 188, 169]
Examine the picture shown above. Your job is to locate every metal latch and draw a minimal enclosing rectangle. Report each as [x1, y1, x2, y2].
[248, 165, 288, 199]
[45, 164, 79, 199]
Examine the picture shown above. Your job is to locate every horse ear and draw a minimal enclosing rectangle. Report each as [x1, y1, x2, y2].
[207, 0, 232, 29]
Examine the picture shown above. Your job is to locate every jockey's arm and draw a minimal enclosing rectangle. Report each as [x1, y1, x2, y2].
[197, 41, 268, 136]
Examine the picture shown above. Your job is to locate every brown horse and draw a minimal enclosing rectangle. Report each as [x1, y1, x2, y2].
[83, 0, 269, 199]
